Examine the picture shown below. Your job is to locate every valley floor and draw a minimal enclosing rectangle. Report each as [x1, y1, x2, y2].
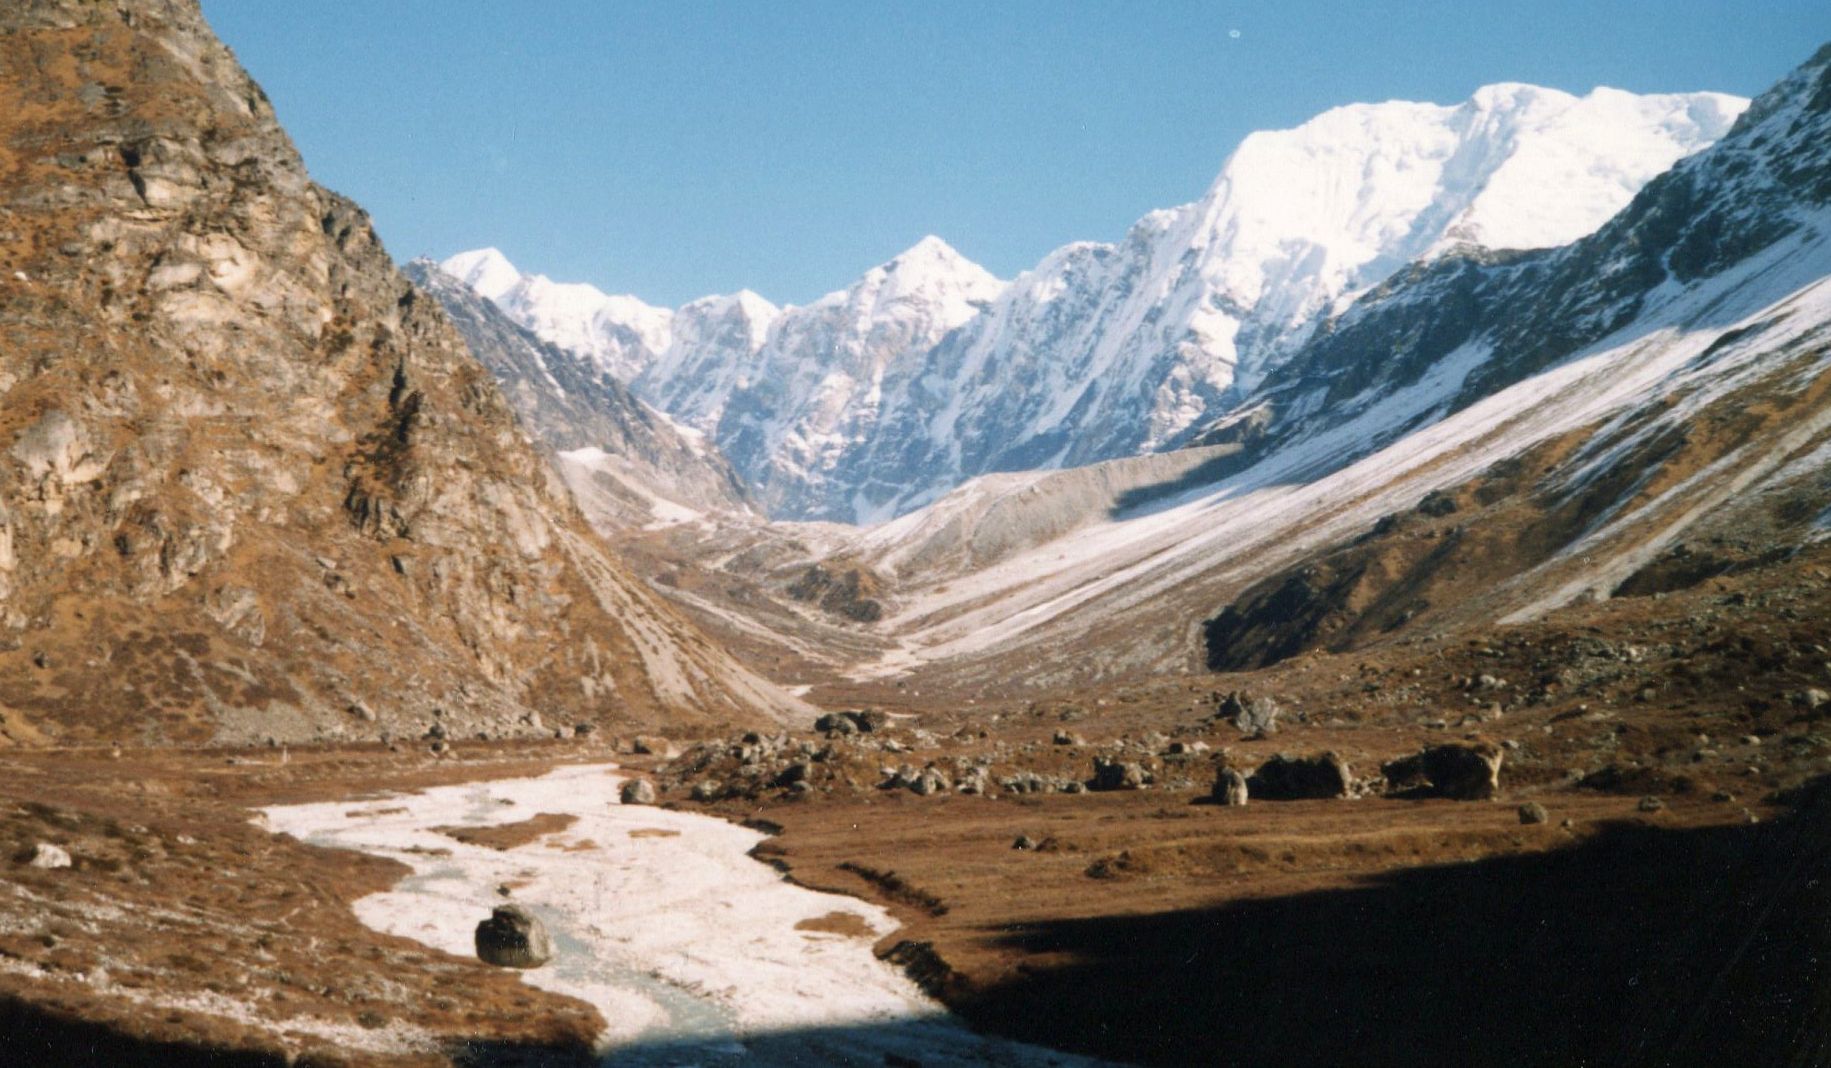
[0, 549, 1828, 1066]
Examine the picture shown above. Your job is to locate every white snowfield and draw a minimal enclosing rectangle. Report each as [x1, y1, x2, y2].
[263, 765, 1112, 1067]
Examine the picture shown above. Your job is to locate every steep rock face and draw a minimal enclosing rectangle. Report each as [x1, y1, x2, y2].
[404, 260, 753, 529]
[0, 0, 798, 746]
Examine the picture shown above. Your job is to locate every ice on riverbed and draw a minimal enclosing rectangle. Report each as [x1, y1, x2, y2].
[263, 764, 1106, 1065]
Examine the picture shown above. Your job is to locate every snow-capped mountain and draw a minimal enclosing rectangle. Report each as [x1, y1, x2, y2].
[842, 84, 1747, 521]
[636, 289, 782, 431]
[672, 235, 1006, 517]
[442, 247, 675, 382]
[447, 83, 1745, 523]
[440, 236, 1003, 517]
[808, 43, 1831, 692]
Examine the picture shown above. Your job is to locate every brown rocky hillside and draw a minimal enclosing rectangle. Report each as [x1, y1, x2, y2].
[0, 0, 802, 748]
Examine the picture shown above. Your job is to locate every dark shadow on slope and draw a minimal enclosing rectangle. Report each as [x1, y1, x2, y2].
[0, 996, 290, 1067]
[464, 1019, 1093, 1067]
[942, 780, 1831, 1068]
[0, 993, 604, 1068]
[1107, 445, 1253, 521]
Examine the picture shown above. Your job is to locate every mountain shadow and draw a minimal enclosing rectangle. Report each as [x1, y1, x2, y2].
[943, 779, 1831, 1068]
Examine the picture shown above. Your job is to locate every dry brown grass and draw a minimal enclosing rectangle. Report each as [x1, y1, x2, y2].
[432, 813, 577, 851]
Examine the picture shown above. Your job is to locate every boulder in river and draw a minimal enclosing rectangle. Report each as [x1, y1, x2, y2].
[475, 904, 553, 968]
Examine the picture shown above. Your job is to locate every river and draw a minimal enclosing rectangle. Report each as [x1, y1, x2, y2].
[262, 763, 1108, 1066]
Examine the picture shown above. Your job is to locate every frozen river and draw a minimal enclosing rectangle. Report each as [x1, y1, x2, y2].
[263, 764, 1106, 1066]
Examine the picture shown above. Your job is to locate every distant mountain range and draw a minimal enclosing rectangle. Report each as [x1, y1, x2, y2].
[445, 82, 1745, 522]
[429, 45, 1831, 704]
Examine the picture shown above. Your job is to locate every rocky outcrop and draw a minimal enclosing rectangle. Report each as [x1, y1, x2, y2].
[786, 562, 885, 623]
[474, 905, 553, 969]
[1090, 756, 1152, 792]
[0, 0, 802, 746]
[1384, 743, 1504, 800]
[25, 842, 71, 869]
[814, 710, 887, 735]
[1213, 768, 1249, 806]
[1247, 753, 1353, 800]
[1219, 691, 1281, 735]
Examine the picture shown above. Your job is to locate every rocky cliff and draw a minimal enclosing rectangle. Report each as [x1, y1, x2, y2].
[0, 0, 800, 746]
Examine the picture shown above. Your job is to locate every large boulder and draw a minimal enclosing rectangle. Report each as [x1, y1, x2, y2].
[848, 709, 890, 733]
[475, 905, 553, 968]
[881, 765, 951, 795]
[619, 779, 657, 805]
[1382, 742, 1503, 800]
[26, 843, 71, 869]
[909, 768, 951, 796]
[1247, 752, 1352, 800]
[631, 735, 675, 757]
[1220, 692, 1281, 736]
[814, 712, 858, 736]
[1090, 756, 1152, 792]
[1213, 768, 1249, 806]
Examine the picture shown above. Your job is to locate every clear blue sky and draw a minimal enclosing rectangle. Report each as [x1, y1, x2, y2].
[200, 1, 1830, 308]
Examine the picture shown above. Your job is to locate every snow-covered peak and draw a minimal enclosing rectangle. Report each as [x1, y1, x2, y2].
[666, 290, 781, 367]
[954, 80, 1730, 380]
[441, 248, 675, 381]
[1435, 85, 1748, 253]
[808, 235, 1006, 334]
[440, 247, 522, 303]
[1177, 81, 1747, 330]
[678, 289, 782, 347]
